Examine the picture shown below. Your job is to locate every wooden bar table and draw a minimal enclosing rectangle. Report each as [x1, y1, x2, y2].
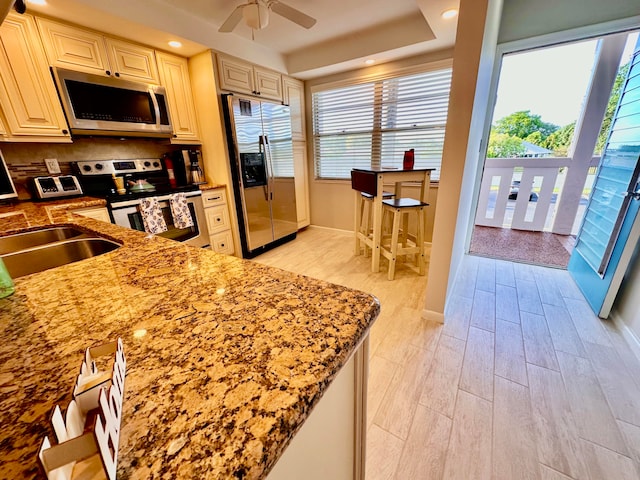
[351, 168, 434, 273]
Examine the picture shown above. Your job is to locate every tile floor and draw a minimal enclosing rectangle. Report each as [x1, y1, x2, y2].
[254, 227, 640, 480]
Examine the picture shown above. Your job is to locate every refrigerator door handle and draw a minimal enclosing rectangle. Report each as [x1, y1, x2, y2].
[263, 135, 275, 200]
[257, 137, 269, 201]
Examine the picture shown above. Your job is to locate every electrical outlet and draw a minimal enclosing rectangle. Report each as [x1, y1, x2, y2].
[45, 158, 61, 174]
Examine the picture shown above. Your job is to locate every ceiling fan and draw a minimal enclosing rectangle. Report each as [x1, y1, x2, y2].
[218, 0, 316, 33]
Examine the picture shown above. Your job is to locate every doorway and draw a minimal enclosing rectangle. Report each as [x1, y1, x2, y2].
[471, 30, 639, 268]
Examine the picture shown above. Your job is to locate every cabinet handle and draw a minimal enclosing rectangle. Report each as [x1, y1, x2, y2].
[105, 70, 111, 76]
[115, 72, 120, 77]
[62, 129, 68, 135]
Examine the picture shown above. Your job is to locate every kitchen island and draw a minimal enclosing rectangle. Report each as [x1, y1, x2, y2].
[0, 199, 379, 479]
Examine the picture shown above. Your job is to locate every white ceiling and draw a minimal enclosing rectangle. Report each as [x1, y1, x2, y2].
[26, 0, 460, 79]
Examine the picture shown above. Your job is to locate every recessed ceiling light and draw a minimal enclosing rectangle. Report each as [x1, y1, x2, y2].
[28, 0, 47, 5]
[441, 8, 458, 19]
[168, 40, 182, 48]
[365, 59, 376, 65]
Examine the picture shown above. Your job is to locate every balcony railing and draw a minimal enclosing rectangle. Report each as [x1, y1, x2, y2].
[475, 156, 600, 234]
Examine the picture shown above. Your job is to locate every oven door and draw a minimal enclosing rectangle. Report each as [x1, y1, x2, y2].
[110, 193, 209, 248]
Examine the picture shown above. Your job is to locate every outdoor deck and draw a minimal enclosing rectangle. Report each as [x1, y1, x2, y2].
[470, 226, 575, 268]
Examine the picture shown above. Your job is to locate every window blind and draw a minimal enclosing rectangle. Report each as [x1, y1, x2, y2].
[312, 67, 452, 180]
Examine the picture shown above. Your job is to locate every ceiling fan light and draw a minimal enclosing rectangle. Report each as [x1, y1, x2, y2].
[243, 3, 269, 30]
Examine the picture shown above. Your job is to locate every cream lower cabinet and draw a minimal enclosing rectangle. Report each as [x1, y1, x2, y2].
[157, 52, 201, 144]
[267, 338, 368, 480]
[0, 13, 71, 143]
[203, 188, 234, 255]
[71, 206, 111, 223]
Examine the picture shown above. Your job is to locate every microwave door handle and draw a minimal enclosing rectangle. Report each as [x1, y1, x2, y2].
[150, 89, 161, 128]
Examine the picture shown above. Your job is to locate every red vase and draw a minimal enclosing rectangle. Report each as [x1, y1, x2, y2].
[403, 149, 415, 170]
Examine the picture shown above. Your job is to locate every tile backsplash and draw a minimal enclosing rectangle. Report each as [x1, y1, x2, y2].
[1, 137, 184, 199]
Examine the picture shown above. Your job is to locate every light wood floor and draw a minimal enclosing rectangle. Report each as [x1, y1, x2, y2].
[253, 227, 640, 480]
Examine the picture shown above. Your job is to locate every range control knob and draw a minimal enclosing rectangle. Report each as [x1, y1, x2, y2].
[144, 161, 151, 168]
[153, 161, 160, 168]
[82, 164, 92, 172]
[95, 163, 104, 170]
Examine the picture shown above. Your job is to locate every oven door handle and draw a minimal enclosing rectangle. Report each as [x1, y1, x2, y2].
[109, 191, 202, 209]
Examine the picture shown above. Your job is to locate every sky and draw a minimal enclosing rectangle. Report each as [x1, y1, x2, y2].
[492, 32, 639, 128]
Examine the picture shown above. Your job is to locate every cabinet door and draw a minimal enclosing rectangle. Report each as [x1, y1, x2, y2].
[105, 38, 159, 83]
[156, 51, 200, 144]
[205, 204, 231, 234]
[36, 17, 110, 75]
[210, 230, 234, 255]
[282, 76, 305, 141]
[0, 14, 71, 141]
[217, 55, 254, 95]
[292, 141, 310, 228]
[254, 66, 282, 101]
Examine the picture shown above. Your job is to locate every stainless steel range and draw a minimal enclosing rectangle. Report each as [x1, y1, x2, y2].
[73, 159, 210, 248]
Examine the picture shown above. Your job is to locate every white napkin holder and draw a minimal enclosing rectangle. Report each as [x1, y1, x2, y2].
[38, 339, 126, 480]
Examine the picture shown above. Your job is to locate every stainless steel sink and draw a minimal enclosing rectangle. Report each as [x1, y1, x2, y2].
[0, 227, 86, 255]
[2, 238, 121, 278]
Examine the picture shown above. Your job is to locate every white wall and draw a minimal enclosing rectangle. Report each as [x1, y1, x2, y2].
[499, 0, 640, 44]
[614, 248, 640, 345]
[423, 0, 504, 319]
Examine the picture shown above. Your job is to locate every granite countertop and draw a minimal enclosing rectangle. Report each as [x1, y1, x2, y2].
[0, 199, 380, 479]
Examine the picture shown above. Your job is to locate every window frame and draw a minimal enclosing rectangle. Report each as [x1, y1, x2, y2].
[310, 59, 453, 183]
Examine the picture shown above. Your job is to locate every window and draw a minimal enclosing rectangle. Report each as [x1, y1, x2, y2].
[312, 66, 452, 180]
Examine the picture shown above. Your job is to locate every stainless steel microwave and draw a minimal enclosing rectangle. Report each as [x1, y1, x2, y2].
[52, 68, 173, 138]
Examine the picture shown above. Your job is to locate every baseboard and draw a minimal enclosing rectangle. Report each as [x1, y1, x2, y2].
[307, 225, 434, 251]
[609, 310, 640, 363]
[422, 309, 444, 324]
[307, 224, 352, 236]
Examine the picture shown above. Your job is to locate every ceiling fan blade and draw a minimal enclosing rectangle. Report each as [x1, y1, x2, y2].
[269, 1, 316, 29]
[218, 5, 245, 33]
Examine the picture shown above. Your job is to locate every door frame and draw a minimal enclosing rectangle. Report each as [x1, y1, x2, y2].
[464, 16, 640, 254]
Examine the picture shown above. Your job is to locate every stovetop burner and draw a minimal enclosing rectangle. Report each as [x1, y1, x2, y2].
[72, 159, 202, 205]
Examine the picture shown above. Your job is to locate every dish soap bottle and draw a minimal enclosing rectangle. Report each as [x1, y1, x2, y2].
[0, 258, 14, 298]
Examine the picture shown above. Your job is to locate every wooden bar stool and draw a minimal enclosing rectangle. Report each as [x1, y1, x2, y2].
[358, 191, 394, 256]
[379, 197, 429, 280]
[351, 170, 393, 257]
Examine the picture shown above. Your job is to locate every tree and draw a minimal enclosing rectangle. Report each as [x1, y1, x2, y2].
[487, 130, 526, 158]
[596, 63, 629, 154]
[494, 110, 559, 140]
[524, 131, 544, 146]
[544, 122, 575, 156]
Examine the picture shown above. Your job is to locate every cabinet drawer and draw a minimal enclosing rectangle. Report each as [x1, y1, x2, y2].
[209, 230, 234, 255]
[204, 204, 230, 234]
[202, 189, 227, 207]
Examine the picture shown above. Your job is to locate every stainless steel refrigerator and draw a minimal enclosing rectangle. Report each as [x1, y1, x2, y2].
[222, 94, 298, 258]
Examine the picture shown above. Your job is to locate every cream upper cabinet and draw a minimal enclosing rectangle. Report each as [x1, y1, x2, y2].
[217, 54, 283, 102]
[0, 13, 71, 142]
[36, 18, 159, 83]
[253, 66, 282, 101]
[282, 76, 305, 141]
[156, 51, 200, 144]
[104, 37, 159, 83]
